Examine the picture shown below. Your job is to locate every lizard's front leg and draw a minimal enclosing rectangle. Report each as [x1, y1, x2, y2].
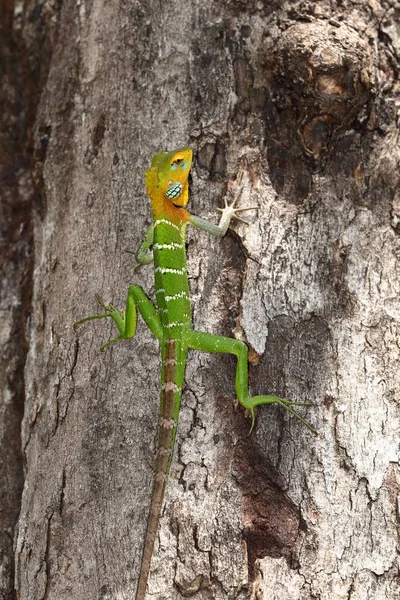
[184, 330, 317, 434]
[189, 170, 256, 238]
[74, 284, 163, 350]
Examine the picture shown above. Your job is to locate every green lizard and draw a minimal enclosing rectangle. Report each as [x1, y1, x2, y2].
[74, 148, 316, 599]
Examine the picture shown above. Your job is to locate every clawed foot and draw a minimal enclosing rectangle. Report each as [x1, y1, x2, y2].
[245, 396, 317, 436]
[216, 196, 258, 225]
[93, 293, 123, 317]
[216, 162, 258, 225]
[73, 294, 125, 351]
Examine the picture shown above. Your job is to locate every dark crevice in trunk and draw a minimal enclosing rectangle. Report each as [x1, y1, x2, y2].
[0, 2, 52, 597]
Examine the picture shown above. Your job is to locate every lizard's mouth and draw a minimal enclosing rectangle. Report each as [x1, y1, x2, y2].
[172, 203, 184, 209]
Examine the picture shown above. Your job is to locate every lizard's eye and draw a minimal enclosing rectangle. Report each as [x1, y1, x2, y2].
[172, 158, 184, 166]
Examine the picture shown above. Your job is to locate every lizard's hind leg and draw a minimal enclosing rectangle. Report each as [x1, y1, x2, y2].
[184, 329, 316, 435]
[74, 285, 163, 351]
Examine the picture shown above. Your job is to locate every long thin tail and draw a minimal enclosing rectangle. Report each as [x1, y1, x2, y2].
[135, 339, 179, 600]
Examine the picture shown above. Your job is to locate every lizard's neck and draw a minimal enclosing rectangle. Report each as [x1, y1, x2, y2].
[150, 190, 190, 226]
[146, 167, 190, 225]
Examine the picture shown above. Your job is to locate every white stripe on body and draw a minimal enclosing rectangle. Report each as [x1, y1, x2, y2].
[153, 242, 184, 250]
[155, 266, 186, 275]
[154, 219, 181, 231]
[165, 291, 189, 302]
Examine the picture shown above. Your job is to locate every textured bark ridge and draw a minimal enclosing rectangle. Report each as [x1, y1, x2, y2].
[1, 1, 399, 600]
[0, 3, 39, 598]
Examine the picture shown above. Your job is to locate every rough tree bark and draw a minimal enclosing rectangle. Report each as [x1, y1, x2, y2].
[1, 1, 399, 599]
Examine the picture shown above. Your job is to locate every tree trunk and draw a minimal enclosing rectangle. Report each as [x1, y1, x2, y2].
[1, 1, 398, 599]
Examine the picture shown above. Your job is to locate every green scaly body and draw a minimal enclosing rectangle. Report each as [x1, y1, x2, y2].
[137, 216, 190, 599]
[74, 148, 316, 600]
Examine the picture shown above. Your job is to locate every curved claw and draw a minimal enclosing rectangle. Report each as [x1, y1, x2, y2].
[216, 206, 258, 214]
[95, 293, 109, 310]
[277, 399, 318, 435]
[232, 213, 250, 225]
[73, 313, 111, 330]
[100, 334, 123, 352]
[248, 408, 256, 436]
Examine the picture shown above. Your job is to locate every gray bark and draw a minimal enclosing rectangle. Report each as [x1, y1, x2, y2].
[1, 1, 399, 599]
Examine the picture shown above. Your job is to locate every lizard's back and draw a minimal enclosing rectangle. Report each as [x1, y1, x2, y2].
[153, 219, 191, 335]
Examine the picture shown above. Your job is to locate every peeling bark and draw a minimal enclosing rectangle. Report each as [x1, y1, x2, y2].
[1, 1, 399, 599]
